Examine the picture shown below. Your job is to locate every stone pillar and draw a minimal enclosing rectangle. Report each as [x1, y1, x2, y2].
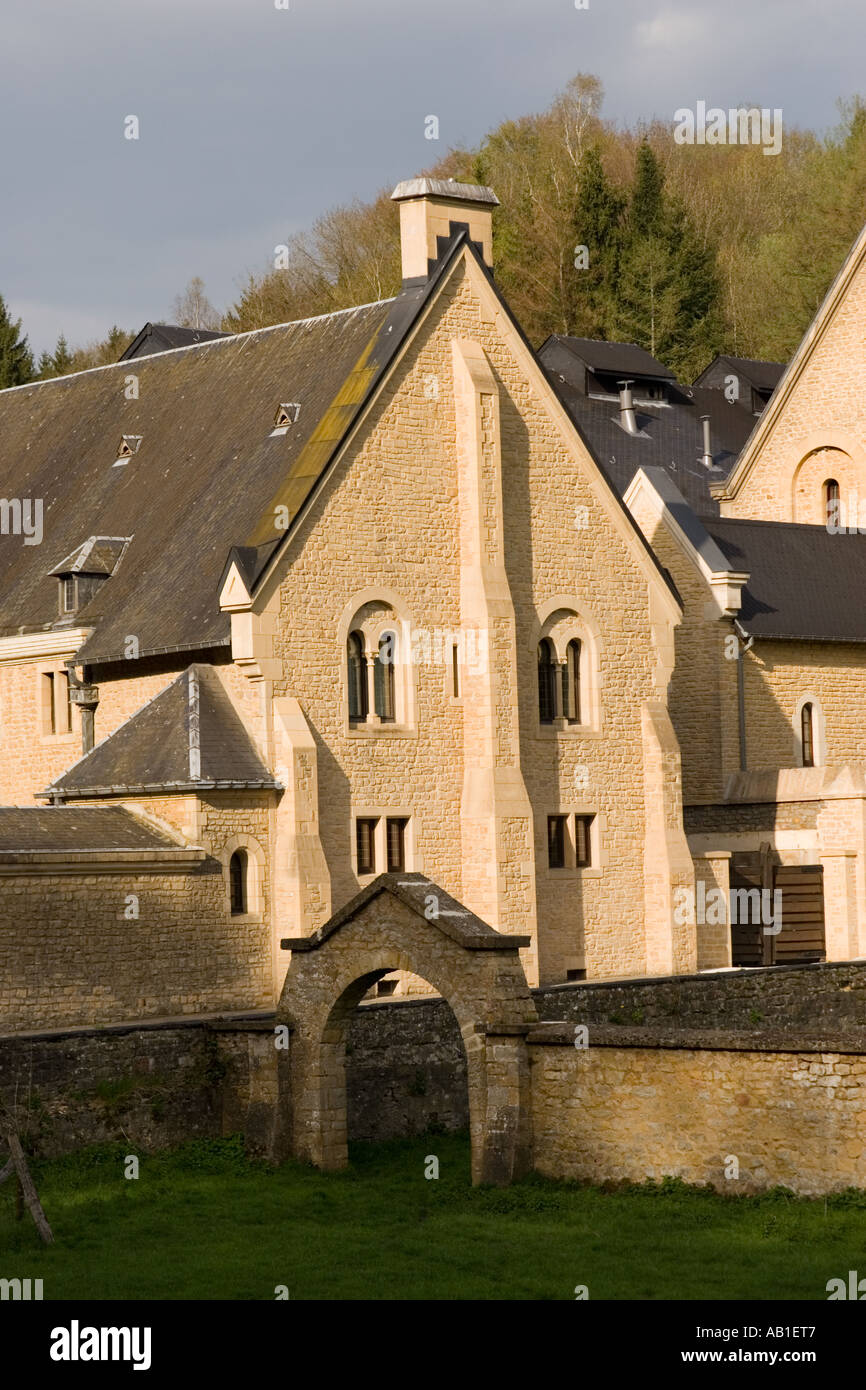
[451, 338, 538, 978]
[641, 700, 697, 975]
[272, 698, 331, 991]
[819, 850, 858, 961]
[694, 851, 732, 970]
[476, 1029, 533, 1185]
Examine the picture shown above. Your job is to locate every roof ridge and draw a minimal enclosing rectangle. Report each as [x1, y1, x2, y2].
[0, 298, 397, 395]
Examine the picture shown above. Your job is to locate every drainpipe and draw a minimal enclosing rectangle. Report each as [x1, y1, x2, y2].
[65, 661, 99, 754]
[734, 620, 749, 771]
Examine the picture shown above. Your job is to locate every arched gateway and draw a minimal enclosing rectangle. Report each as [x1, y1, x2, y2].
[272, 873, 537, 1185]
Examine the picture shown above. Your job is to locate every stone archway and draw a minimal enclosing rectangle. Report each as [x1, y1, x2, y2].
[272, 873, 537, 1185]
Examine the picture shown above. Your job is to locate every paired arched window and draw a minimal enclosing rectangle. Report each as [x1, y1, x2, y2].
[344, 600, 407, 727]
[538, 640, 557, 724]
[824, 479, 840, 528]
[537, 613, 594, 728]
[229, 849, 248, 915]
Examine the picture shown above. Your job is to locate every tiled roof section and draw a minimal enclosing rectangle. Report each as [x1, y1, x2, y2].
[694, 355, 786, 394]
[120, 323, 231, 360]
[542, 339, 757, 517]
[49, 664, 278, 796]
[48, 536, 130, 577]
[544, 336, 677, 380]
[706, 518, 866, 643]
[0, 806, 182, 852]
[0, 299, 399, 661]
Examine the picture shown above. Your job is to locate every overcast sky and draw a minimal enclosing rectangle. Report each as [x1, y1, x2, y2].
[2, 0, 863, 356]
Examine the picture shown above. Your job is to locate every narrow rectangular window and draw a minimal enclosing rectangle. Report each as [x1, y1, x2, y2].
[386, 816, 407, 872]
[62, 576, 75, 614]
[452, 644, 460, 698]
[575, 814, 595, 868]
[547, 815, 567, 869]
[356, 818, 378, 875]
[57, 670, 71, 733]
[43, 672, 56, 734]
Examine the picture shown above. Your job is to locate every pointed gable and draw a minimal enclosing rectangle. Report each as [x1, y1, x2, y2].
[717, 218, 866, 523]
[47, 665, 277, 797]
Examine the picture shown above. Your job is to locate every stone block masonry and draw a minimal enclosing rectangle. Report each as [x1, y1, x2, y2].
[4, 963, 866, 1194]
[530, 1024, 866, 1195]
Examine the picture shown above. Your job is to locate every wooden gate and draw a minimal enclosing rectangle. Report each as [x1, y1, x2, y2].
[730, 848, 825, 967]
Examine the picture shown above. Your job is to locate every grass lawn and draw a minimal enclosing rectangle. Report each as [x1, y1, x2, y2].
[2, 1132, 864, 1300]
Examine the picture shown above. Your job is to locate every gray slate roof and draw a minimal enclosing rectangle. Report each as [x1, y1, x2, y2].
[693, 355, 785, 395]
[49, 664, 277, 797]
[282, 871, 531, 952]
[120, 323, 231, 360]
[0, 299, 405, 662]
[0, 806, 182, 852]
[543, 336, 676, 380]
[706, 518, 866, 643]
[541, 337, 758, 517]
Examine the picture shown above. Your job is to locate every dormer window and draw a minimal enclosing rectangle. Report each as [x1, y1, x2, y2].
[49, 537, 131, 621]
[114, 435, 142, 466]
[272, 403, 301, 435]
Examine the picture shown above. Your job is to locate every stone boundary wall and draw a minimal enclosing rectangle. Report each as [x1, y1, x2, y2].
[529, 1024, 866, 1194]
[535, 960, 866, 1031]
[3, 965, 866, 1193]
[0, 1017, 224, 1157]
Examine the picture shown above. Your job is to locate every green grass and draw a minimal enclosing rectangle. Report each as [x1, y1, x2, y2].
[2, 1132, 864, 1300]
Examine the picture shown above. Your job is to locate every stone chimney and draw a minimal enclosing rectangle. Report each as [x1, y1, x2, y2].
[391, 177, 499, 282]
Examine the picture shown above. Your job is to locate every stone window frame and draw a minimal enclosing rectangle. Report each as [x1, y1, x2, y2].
[793, 693, 826, 769]
[221, 832, 265, 921]
[541, 808, 606, 880]
[531, 596, 602, 739]
[351, 806, 416, 882]
[36, 662, 77, 744]
[338, 588, 416, 739]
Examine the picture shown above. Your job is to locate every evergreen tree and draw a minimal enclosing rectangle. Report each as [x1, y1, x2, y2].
[572, 145, 625, 336]
[610, 141, 723, 376]
[0, 296, 34, 388]
[52, 334, 73, 375]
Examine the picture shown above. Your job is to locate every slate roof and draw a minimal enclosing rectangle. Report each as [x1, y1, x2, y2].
[706, 518, 866, 643]
[282, 871, 531, 952]
[120, 323, 231, 360]
[0, 806, 183, 852]
[694, 355, 786, 395]
[541, 337, 758, 517]
[0, 297, 414, 662]
[48, 664, 278, 797]
[48, 536, 129, 578]
[543, 336, 676, 381]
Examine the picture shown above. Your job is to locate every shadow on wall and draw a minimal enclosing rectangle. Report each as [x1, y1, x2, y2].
[346, 992, 469, 1143]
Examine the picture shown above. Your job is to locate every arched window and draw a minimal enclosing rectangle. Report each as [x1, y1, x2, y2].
[538, 639, 557, 724]
[229, 849, 247, 915]
[374, 632, 396, 722]
[800, 702, 815, 768]
[563, 638, 581, 724]
[347, 631, 367, 723]
[824, 479, 840, 528]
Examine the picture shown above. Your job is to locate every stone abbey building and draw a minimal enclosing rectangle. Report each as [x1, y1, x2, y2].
[3, 177, 866, 1034]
